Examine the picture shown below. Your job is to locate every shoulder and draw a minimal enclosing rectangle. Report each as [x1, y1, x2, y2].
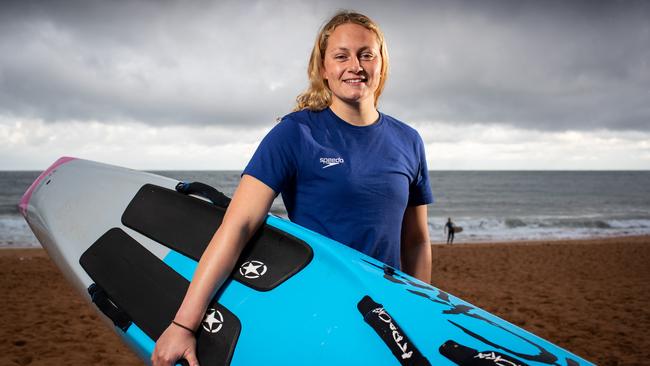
[280, 109, 309, 123]
[381, 112, 424, 143]
[273, 108, 336, 139]
[264, 110, 310, 139]
[273, 108, 321, 132]
[260, 109, 329, 151]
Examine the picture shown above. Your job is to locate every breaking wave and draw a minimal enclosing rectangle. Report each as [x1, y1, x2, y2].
[429, 215, 650, 242]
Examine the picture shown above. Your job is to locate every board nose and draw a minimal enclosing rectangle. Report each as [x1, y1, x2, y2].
[18, 156, 77, 217]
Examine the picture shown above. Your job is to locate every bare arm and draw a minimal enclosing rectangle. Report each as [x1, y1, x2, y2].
[400, 205, 432, 283]
[152, 175, 276, 366]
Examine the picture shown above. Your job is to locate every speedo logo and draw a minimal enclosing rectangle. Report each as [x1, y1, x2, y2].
[320, 157, 344, 169]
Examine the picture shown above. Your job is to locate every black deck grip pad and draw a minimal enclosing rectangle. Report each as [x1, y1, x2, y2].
[357, 295, 431, 366]
[80, 228, 241, 366]
[121, 184, 313, 291]
[439, 340, 529, 366]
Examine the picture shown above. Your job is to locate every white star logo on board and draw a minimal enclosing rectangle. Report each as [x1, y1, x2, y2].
[239, 260, 268, 279]
[202, 308, 224, 334]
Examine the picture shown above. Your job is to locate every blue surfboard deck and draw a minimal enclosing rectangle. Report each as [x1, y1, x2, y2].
[20, 158, 593, 365]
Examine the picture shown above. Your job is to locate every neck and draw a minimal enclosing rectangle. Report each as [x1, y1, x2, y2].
[330, 99, 379, 127]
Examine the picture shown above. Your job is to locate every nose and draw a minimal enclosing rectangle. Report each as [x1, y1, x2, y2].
[349, 56, 363, 73]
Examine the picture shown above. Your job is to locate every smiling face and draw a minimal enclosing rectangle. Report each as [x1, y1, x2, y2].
[321, 23, 383, 110]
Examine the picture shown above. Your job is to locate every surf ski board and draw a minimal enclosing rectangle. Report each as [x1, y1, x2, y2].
[19, 157, 593, 366]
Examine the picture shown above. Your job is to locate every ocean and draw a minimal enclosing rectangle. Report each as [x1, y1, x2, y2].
[2, 170, 649, 248]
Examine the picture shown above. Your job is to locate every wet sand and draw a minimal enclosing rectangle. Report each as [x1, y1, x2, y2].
[2, 236, 649, 365]
[431, 236, 650, 365]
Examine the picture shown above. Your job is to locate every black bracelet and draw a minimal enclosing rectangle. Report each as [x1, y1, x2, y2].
[171, 320, 195, 334]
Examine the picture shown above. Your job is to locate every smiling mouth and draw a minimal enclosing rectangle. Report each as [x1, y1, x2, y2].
[344, 78, 366, 84]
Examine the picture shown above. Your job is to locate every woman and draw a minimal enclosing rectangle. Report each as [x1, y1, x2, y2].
[152, 11, 433, 366]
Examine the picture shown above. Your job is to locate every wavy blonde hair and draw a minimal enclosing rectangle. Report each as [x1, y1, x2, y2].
[293, 11, 389, 112]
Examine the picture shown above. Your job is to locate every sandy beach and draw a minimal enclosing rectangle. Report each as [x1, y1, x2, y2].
[2, 236, 649, 365]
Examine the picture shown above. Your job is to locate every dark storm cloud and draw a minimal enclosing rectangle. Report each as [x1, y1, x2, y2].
[0, 0, 317, 126]
[1, 0, 649, 131]
[377, 0, 650, 131]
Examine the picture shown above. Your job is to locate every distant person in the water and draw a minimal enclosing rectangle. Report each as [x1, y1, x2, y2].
[444, 217, 455, 244]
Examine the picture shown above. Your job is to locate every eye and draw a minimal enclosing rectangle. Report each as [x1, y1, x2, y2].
[334, 54, 348, 61]
[360, 52, 375, 60]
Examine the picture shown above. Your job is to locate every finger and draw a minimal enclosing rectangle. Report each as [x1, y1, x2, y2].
[184, 349, 200, 366]
[153, 355, 173, 366]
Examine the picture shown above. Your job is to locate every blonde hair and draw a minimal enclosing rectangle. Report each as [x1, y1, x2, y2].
[293, 11, 390, 112]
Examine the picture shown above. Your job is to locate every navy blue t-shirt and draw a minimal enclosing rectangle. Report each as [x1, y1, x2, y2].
[243, 108, 433, 268]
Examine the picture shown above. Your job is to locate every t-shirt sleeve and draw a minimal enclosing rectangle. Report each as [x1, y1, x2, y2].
[408, 133, 434, 206]
[242, 118, 300, 194]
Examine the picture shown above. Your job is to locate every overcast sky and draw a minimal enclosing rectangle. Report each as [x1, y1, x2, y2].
[1, 0, 649, 170]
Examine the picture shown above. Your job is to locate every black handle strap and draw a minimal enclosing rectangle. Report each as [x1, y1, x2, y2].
[175, 182, 231, 209]
[87, 283, 132, 332]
